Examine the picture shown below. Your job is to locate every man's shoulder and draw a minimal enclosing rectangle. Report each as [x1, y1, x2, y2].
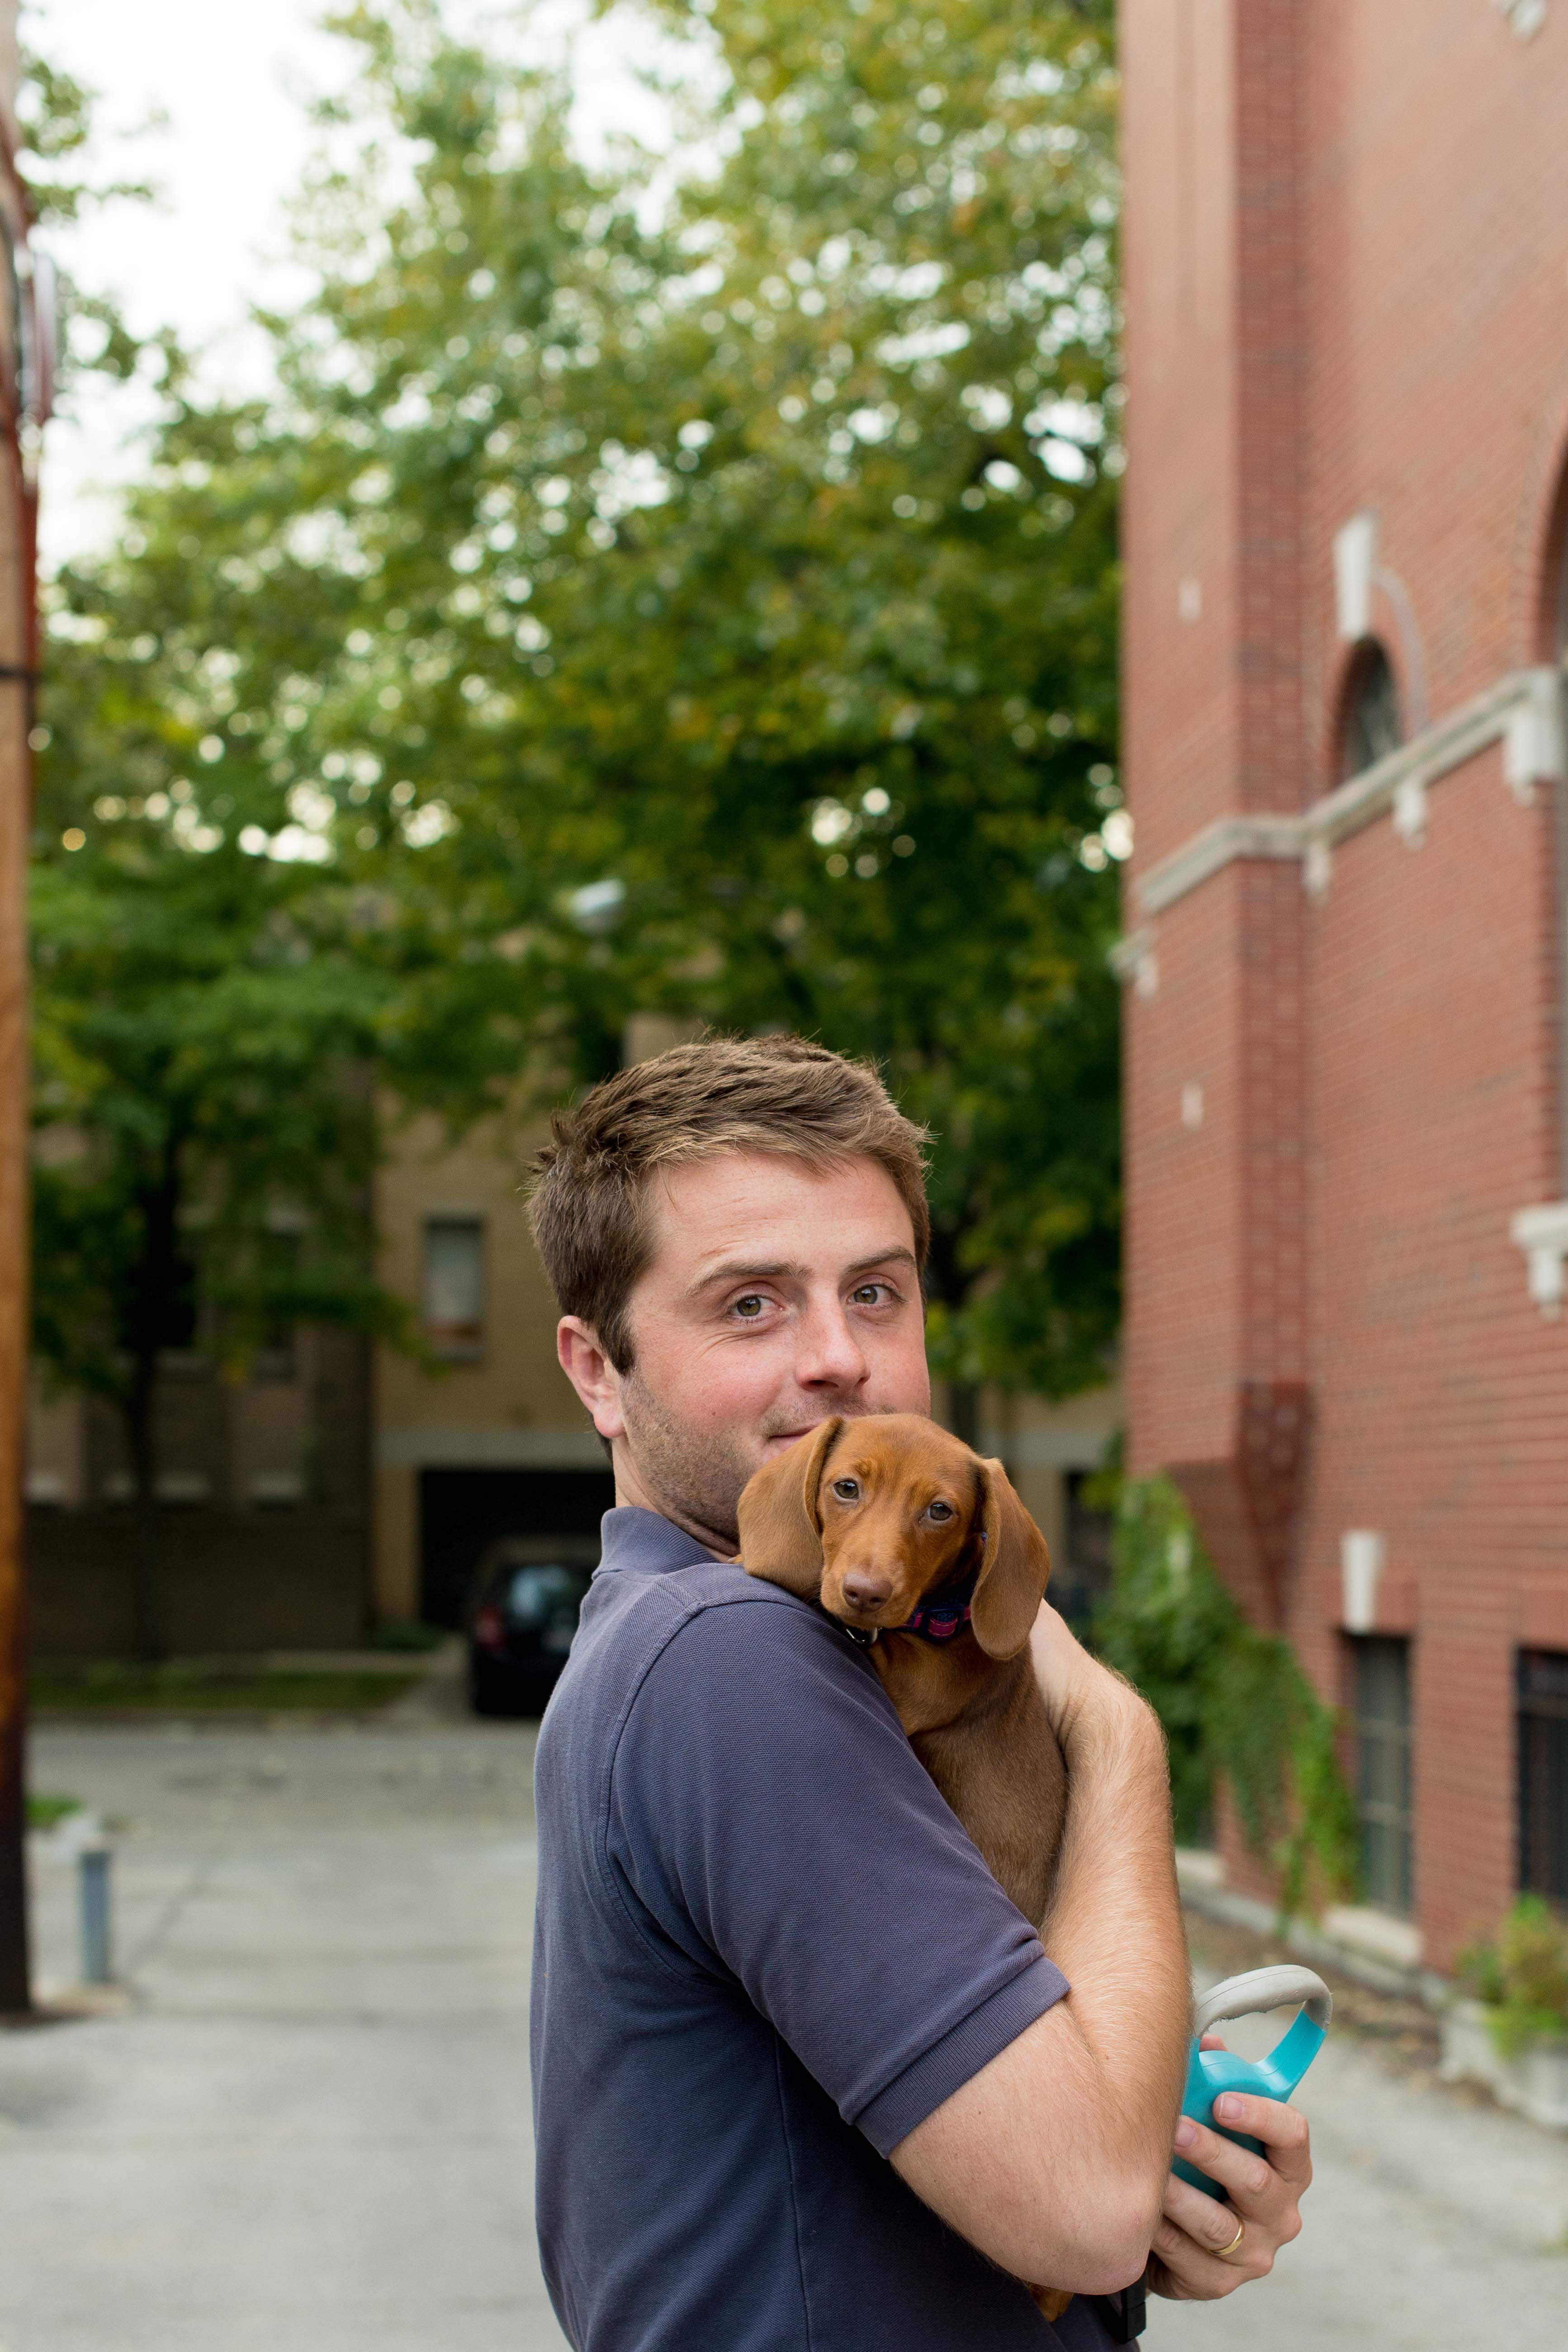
[578, 1555, 838, 1685]
[550, 1554, 873, 1760]
[538, 1556, 876, 1849]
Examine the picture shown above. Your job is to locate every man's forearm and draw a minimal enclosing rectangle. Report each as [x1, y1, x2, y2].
[891, 1622, 1191, 2290]
[1039, 1636, 1191, 2199]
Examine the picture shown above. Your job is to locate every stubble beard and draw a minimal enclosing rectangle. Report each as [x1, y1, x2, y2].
[617, 1371, 866, 1549]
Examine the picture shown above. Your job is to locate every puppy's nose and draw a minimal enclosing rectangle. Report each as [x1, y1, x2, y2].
[841, 1574, 892, 1613]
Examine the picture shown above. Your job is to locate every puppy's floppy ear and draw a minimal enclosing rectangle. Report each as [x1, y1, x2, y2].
[737, 1418, 843, 1598]
[969, 1457, 1052, 1660]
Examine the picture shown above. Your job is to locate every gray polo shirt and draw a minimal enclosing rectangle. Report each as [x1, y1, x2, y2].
[531, 1505, 1124, 2351]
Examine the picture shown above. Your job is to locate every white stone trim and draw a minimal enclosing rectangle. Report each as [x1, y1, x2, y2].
[991, 1426, 1119, 1472]
[248, 1470, 306, 1503]
[1322, 1905, 1424, 1972]
[1334, 512, 1377, 640]
[1511, 1201, 1568, 1317]
[1137, 814, 1304, 918]
[1496, 0, 1548, 41]
[1341, 1529, 1385, 1631]
[1108, 926, 1153, 984]
[1179, 1859, 1437, 1999]
[1128, 667, 1563, 927]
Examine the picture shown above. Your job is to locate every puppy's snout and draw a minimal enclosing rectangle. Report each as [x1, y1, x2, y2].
[840, 1573, 893, 1614]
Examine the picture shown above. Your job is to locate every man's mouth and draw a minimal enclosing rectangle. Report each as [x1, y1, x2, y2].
[759, 1408, 872, 1457]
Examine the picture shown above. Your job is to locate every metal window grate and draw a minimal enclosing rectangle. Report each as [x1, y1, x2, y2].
[1519, 1650, 1568, 1906]
[1350, 1635, 1413, 1915]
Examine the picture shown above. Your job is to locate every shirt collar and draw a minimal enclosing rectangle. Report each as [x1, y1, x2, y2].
[597, 1505, 720, 1578]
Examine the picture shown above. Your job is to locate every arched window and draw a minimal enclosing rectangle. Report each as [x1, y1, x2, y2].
[1340, 640, 1402, 781]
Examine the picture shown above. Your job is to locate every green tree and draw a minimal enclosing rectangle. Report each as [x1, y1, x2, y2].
[31, 605, 408, 1654]
[42, 0, 1127, 1436]
[315, 0, 1124, 1411]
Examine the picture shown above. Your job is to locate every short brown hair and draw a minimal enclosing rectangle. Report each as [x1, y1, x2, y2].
[528, 1034, 930, 1372]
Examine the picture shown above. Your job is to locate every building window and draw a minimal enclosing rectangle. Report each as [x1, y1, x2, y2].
[1340, 640, 1403, 780]
[422, 1217, 485, 1359]
[1348, 1635, 1414, 1914]
[1519, 1650, 1568, 1907]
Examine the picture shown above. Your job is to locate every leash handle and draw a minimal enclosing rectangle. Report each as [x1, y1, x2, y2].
[1192, 1964, 1331, 2040]
[1176, 1966, 1331, 2200]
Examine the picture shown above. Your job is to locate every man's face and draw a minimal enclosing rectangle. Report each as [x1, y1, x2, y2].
[558, 1152, 931, 1551]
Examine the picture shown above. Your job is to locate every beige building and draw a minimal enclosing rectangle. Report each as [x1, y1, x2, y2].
[28, 1075, 1118, 1650]
[372, 1109, 611, 1628]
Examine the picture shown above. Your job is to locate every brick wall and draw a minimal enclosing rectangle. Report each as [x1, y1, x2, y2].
[1123, 0, 1568, 1966]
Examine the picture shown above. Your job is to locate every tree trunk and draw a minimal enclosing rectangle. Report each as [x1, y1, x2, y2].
[124, 1364, 164, 1664]
[0, 331, 34, 2011]
[120, 1146, 186, 1664]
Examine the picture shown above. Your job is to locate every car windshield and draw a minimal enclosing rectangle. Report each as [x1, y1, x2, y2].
[502, 1564, 591, 1624]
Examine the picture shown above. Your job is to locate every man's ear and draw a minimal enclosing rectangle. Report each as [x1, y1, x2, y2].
[736, 1419, 843, 1598]
[556, 1316, 626, 1442]
[969, 1457, 1052, 1660]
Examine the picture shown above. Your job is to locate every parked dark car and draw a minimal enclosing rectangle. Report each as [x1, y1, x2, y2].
[465, 1534, 600, 1716]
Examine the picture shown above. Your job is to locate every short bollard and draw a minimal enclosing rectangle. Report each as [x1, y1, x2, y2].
[79, 1844, 113, 1985]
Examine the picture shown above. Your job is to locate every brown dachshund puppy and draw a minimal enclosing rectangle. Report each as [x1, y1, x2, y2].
[737, 1413, 1068, 1931]
[740, 1414, 1076, 2325]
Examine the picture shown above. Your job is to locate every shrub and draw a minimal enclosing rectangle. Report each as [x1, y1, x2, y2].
[1092, 1472, 1360, 1921]
[1459, 1897, 1568, 2056]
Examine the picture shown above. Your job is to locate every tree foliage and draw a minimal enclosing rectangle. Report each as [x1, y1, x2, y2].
[38, 0, 1128, 1427]
[25, 39, 416, 1656]
[31, 610, 412, 1655]
[17, 39, 154, 386]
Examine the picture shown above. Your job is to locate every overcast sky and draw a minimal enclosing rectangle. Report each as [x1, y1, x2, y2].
[28, 0, 691, 566]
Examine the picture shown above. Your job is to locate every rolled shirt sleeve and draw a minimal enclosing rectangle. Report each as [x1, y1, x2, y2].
[605, 1586, 1068, 2157]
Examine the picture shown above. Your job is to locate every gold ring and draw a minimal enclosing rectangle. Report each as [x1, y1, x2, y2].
[1216, 2215, 1246, 2260]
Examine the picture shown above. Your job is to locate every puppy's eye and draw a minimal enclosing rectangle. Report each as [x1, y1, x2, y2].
[925, 1499, 954, 1523]
[832, 1477, 860, 1502]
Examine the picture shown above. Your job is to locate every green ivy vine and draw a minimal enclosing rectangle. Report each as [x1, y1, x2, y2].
[1090, 1471, 1361, 1922]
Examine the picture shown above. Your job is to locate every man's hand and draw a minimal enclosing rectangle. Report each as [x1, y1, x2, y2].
[1148, 2046, 1311, 2300]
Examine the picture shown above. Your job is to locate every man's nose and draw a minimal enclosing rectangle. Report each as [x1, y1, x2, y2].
[841, 1570, 892, 1612]
[795, 1297, 869, 1392]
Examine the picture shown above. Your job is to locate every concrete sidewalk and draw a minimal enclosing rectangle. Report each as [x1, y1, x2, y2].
[6, 1720, 567, 2352]
[6, 1720, 1568, 2349]
[1148, 2010, 1568, 2350]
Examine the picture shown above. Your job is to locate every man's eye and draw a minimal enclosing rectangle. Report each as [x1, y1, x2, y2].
[926, 1500, 954, 1523]
[733, 1295, 765, 1319]
[832, 1478, 860, 1502]
[850, 1283, 886, 1306]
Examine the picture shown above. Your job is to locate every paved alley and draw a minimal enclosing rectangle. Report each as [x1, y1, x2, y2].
[5, 1713, 1567, 2351]
[5, 1714, 566, 2352]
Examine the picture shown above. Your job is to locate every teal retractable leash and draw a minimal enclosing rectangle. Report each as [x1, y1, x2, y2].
[1176, 1965, 1332, 2198]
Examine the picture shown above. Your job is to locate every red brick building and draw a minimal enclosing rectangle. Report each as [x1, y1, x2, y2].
[1120, 0, 1568, 1975]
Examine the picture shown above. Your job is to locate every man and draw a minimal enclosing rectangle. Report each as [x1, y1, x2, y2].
[530, 1035, 1309, 2351]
